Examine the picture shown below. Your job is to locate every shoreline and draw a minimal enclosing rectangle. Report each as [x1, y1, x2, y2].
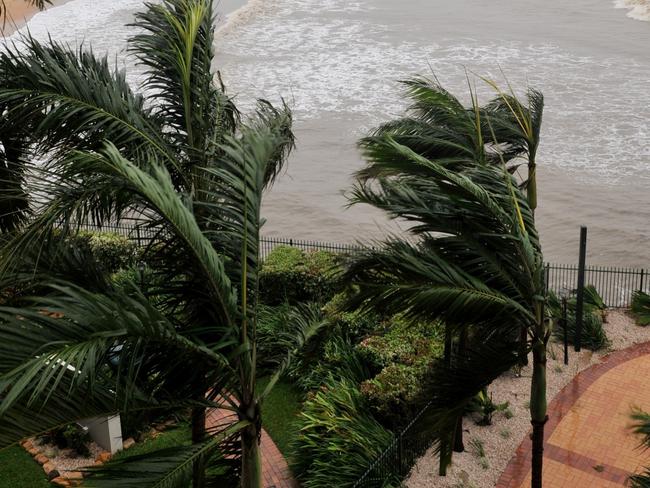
[1, 0, 70, 37]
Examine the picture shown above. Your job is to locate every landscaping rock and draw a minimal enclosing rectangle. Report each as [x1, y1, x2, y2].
[65, 471, 84, 481]
[95, 451, 112, 464]
[46, 468, 60, 481]
[122, 437, 136, 450]
[35, 453, 49, 465]
[51, 477, 71, 487]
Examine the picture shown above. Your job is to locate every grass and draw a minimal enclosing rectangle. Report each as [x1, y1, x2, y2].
[0, 445, 50, 488]
[257, 376, 303, 458]
[112, 423, 192, 461]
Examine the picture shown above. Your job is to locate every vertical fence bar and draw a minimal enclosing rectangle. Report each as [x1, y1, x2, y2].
[575, 226, 588, 352]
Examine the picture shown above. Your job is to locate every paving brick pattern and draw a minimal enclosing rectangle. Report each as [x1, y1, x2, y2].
[497, 342, 650, 487]
[206, 405, 298, 488]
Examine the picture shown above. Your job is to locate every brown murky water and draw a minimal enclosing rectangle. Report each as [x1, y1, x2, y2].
[8, 0, 650, 267]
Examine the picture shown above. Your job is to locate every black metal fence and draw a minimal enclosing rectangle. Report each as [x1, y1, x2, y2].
[74, 223, 647, 308]
[352, 402, 435, 488]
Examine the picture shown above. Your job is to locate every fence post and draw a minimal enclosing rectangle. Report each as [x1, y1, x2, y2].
[562, 297, 569, 365]
[545, 263, 550, 293]
[640, 269, 646, 293]
[398, 432, 404, 477]
[575, 226, 587, 352]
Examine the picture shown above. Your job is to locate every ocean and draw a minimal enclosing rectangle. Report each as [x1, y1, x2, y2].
[8, 0, 650, 266]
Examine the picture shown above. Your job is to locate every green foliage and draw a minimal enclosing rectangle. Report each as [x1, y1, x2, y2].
[632, 291, 650, 326]
[356, 318, 444, 424]
[322, 292, 380, 341]
[259, 246, 340, 305]
[67, 231, 139, 274]
[549, 290, 609, 350]
[41, 424, 91, 457]
[468, 437, 486, 458]
[291, 377, 394, 488]
[466, 389, 509, 426]
[290, 335, 374, 392]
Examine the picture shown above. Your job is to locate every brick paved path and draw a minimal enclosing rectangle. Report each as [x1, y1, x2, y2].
[497, 342, 650, 487]
[206, 405, 298, 488]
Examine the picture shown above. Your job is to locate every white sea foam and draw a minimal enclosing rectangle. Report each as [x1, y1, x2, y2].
[214, 0, 650, 184]
[614, 0, 650, 21]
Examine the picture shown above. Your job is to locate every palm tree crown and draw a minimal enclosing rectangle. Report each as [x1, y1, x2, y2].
[0, 1, 309, 487]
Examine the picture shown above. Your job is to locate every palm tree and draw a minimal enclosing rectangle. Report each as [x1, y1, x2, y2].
[630, 410, 650, 487]
[0, 1, 314, 487]
[360, 76, 544, 370]
[345, 81, 549, 488]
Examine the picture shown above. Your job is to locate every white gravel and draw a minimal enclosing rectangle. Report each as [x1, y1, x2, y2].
[33, 437, 103, 473]
[405, 310, 650, 488]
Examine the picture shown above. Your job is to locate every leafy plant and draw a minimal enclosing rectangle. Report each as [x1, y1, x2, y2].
[290, 377, 394, 488]
[468, 437, 486, 458]
[62, 424, 91, 458]
[259, 246, 340, 305]
[467, 389, 509, 426]
[549, 291, 609, 350]
[632, 291, 650, 326]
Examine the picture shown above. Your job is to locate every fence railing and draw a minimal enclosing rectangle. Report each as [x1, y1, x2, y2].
[75, 223, 647, 308]
[352, 401, 435, 488]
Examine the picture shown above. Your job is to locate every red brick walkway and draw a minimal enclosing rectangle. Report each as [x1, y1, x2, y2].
[206, 404, 298, 488]
[497, 341, 650, 487]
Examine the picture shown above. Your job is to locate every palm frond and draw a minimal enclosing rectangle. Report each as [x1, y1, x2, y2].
[85, 420, 248, 488]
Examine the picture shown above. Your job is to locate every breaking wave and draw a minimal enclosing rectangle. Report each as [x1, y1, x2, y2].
[614, 0, 650, 21]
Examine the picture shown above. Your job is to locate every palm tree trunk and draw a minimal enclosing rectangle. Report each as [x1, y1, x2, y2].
[453, 326, 467, 453]
[191, 406, 207, 488]
[527, 162, 537, 213]
[529, 304, 547, 488]
[241, 423, 262, 488]
[439, 324, 453, 475]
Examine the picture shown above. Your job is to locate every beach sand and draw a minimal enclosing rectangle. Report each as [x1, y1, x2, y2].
[1, 0, 67, 36]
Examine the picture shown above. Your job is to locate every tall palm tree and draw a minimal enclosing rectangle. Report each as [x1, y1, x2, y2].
[0, 1, 314, 487]
[345, 82, 549, 488]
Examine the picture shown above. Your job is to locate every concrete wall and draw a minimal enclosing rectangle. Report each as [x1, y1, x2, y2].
[79, 415, 123, 454]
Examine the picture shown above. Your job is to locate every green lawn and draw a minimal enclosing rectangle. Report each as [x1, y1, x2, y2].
[257, 377, 303, 458]
[112, 423, 192, 461]
[0, 445, 49, 488]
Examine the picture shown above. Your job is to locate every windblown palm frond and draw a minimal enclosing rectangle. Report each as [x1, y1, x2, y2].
[346, 77, 548, 484]
[0, 0, 297, 486]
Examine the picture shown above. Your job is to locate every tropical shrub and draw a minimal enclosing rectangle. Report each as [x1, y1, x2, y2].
[41, 424, 91, 457]
[259, 246, 340, 305]
[632, 291, 650, 326]
[322, 292, 379, 341]
[549, 291, 609, 350]
[466, 389, 509, 426]
[67, 231, 139, 273]
[289, 335, 374, 392]
[356, 318, 444, 424]
[291, 377, 395, 488]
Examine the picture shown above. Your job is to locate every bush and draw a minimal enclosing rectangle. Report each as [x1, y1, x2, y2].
[41, 424, 91, 457]
[632, 291, 650, 326]
[549, 289, 609, 351]
[67, 231, 139, 273]
[259, 246, 340, 305]
[290, 335, 374, 391]
[356, 318, 444, 424]
[291, 377, 394, 488]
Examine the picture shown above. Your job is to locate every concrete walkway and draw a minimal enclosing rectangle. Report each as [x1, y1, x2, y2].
[497, 342, 650, 487]
[206, 405, 298, 488]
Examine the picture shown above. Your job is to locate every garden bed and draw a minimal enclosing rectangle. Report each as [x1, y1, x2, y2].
[405, 310, 650, 488]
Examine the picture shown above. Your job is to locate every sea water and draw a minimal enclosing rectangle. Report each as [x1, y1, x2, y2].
[8, 0, 650, 266]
